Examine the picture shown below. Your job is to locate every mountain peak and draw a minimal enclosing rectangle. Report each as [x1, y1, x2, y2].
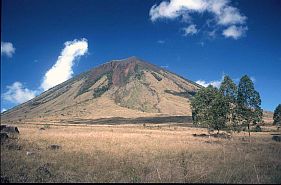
[1, 57, 202, 122]
[110, 56, 142, 63]
[126, 56, 138, 60]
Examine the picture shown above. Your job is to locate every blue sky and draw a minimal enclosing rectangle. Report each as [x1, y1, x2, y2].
[1, 0, 281, 112]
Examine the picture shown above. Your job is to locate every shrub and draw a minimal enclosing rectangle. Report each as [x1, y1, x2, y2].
[252, 125, 262, 132]
[93, 85, 109, 98]
[151, 72, 162, 81]
[43, 124, 50, 129]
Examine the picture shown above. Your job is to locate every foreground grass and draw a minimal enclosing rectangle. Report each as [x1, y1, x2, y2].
[1, 123, 280, 183]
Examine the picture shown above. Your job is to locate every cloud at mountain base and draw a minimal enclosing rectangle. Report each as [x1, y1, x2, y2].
[40, 38, 88, 91]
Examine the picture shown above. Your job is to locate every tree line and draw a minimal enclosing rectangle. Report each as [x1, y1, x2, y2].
[191, 75, 263, 136]
[273, 104, 281, 129]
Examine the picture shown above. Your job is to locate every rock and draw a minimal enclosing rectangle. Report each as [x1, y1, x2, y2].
[26, 151, 35, 156]
[49, 144, 61, 150]
[39, 128, 45, 130]
[272, 135, 281, 142]
[193, 133, 231, 139]
[0, 125, 7, 131]
[0, 132, 9, 142]
[6, 143, 22, 150]
[255, 125, 262, 132]
[1, 125, 19, 134]
[192, 133, 209, 138]
[241, 137, 246, 141]
[0, 176, 10, 183]
[212, 133, 232, 140]
[205, 140, 221, 144]
[36, 163, 52, 178]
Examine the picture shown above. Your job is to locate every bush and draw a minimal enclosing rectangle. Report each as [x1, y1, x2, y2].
[44, 124, 50, 129]
[135, 71, 144, 80]
[93, 85, 109, 98]
[76, 71, 113, 98]
[253, 125, 262, 132]
[249, 125, 262, 132]
[151, 72, 162, 81]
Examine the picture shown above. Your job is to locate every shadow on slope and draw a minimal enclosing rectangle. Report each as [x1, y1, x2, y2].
[65, 116, 193, 125]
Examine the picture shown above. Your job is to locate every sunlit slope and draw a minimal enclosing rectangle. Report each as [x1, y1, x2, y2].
[1, 57, 201, 123]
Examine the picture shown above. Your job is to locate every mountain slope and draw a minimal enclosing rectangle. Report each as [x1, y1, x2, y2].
[1, 56, 202, 123]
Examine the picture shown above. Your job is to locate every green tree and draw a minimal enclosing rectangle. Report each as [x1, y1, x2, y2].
[237, 75, 263, 136]
[219, 75, 238, 129]
[191, 85, 228, 133]
[191, 85, 217, 127]
[209, 91, 229, 133]
[273, 104, 281, 127]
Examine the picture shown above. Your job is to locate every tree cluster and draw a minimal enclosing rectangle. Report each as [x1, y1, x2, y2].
[191, 75, 263, 136]
[273, 104, 281, 127]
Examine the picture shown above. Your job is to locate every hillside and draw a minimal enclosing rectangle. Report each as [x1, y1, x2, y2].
[1, 57, 202, 124]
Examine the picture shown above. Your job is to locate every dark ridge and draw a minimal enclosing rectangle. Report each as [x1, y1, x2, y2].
[164, 90, 195, 99]
[63, 116, 193, 125]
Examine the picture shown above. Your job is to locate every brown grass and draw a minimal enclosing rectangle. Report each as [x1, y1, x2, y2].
[1, 123, 281, 183]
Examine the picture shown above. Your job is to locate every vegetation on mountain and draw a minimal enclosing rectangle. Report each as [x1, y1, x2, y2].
[93, 85, 109, 98]
[151, 72, 162, 81]
[76, 74, 105, 97]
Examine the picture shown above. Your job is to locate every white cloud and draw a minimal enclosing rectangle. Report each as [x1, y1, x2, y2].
[196, 75, 226, 88]
[1, 41, 16, 57]
[181, 14, 193, 23]
[157, 40, 165, 44]
[250, 77, 256, 83]
[2, 82, 37, 104]
[1, 108, 7, 113]
[149, 0, 247, 39]
[207, 29, 217, 38]
[40, 38, 88, 91]
[222, 25, 248, 39]
[196, 80, 221, 88]
[208, 0, 228, 15]
[150, 0, 207, 21]
[196, 75, 256, 88]
[217, 6, 247, 25]
[197, 41, 205, 47]
[2, 38, 89, 107]
[183, 24, 198, 36]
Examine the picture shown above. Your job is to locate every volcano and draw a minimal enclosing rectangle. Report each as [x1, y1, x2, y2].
[1, 57, 202, 124]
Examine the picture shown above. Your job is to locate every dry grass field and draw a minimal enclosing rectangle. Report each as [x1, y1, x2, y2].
[1, 122, 281, 183]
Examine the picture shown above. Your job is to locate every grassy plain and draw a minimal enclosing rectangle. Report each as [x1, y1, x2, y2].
[1, 122, 281, 183]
